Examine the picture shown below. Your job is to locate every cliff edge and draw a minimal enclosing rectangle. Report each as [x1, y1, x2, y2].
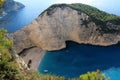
[11, 4, 120, 53]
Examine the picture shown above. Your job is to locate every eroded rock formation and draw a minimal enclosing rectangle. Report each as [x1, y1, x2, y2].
[9, 30, 35, 54]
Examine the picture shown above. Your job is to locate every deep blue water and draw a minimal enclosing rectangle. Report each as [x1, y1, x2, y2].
[0, 0, 120, 80]
[38, 41, 120, 79]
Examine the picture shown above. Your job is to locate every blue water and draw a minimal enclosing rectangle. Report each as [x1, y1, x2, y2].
[0, 0, 120, 33]
[0, 0, 52, 33]
[0, 0, 120, 79]
[38, 41, 120, 79]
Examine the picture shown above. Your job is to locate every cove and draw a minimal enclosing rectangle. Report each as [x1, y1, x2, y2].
[38, 41, 120, 79]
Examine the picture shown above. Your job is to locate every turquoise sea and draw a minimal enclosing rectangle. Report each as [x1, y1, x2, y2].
[0, 0, 120, 79]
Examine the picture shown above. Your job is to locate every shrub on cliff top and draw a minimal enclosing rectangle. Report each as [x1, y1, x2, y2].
[41, 3, 120, 25]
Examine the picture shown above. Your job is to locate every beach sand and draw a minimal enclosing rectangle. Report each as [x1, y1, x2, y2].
[21, 47, 45, 70]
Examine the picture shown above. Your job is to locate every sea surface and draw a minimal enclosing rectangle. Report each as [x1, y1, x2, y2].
[0, 0, 120, 79]
[0, 0, 52, 33]
[38, 41, 120, 79]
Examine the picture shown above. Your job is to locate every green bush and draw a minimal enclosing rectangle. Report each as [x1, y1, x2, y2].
[52, 4, 120, 22]
[70, 4, 119, 21]
[78, 70, 110, 80]
[0, 29, 20, 80]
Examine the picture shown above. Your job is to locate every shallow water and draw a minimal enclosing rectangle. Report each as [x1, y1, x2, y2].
[38, 41, 120, 79]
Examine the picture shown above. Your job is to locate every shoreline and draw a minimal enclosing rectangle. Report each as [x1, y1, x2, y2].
[21, 47, 45, 70]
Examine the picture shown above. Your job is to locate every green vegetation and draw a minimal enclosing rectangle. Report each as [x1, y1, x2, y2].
[0, 28, 110, 80]
[0, 29, 20, 80]
[68, 4, 120, 22]
[24, 70, 109, 80]
[0, 0, 5, 14]
[72, 70, 110, 80]
[0, 1, 114, 79]
[0, 2, 114, 79]
[43, 3, 120, 24]
[41, 3, 120, 34]
[0, 0, 5, 7]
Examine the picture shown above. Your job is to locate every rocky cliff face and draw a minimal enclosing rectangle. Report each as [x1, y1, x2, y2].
[9, 30, 35, 54]
[3, 0, 24, 12]
[11, 4, 120, 53]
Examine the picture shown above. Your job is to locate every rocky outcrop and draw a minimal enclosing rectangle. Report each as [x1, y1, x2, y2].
[11, 4, 120, 52]
[3, 0, 24, 12]
[0, 0, 24, 17]
[9, 30, 35, 54]
[8, 30, 45, 70]
[8, 30, 46, 70]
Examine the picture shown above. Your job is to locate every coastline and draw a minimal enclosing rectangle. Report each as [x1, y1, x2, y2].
[21, 47, 45, 70]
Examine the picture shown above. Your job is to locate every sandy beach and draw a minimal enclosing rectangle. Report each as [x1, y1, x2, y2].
[21, 47, 45, 70]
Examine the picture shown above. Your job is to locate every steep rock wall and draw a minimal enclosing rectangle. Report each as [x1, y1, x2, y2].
[11, 5, 120, 53]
